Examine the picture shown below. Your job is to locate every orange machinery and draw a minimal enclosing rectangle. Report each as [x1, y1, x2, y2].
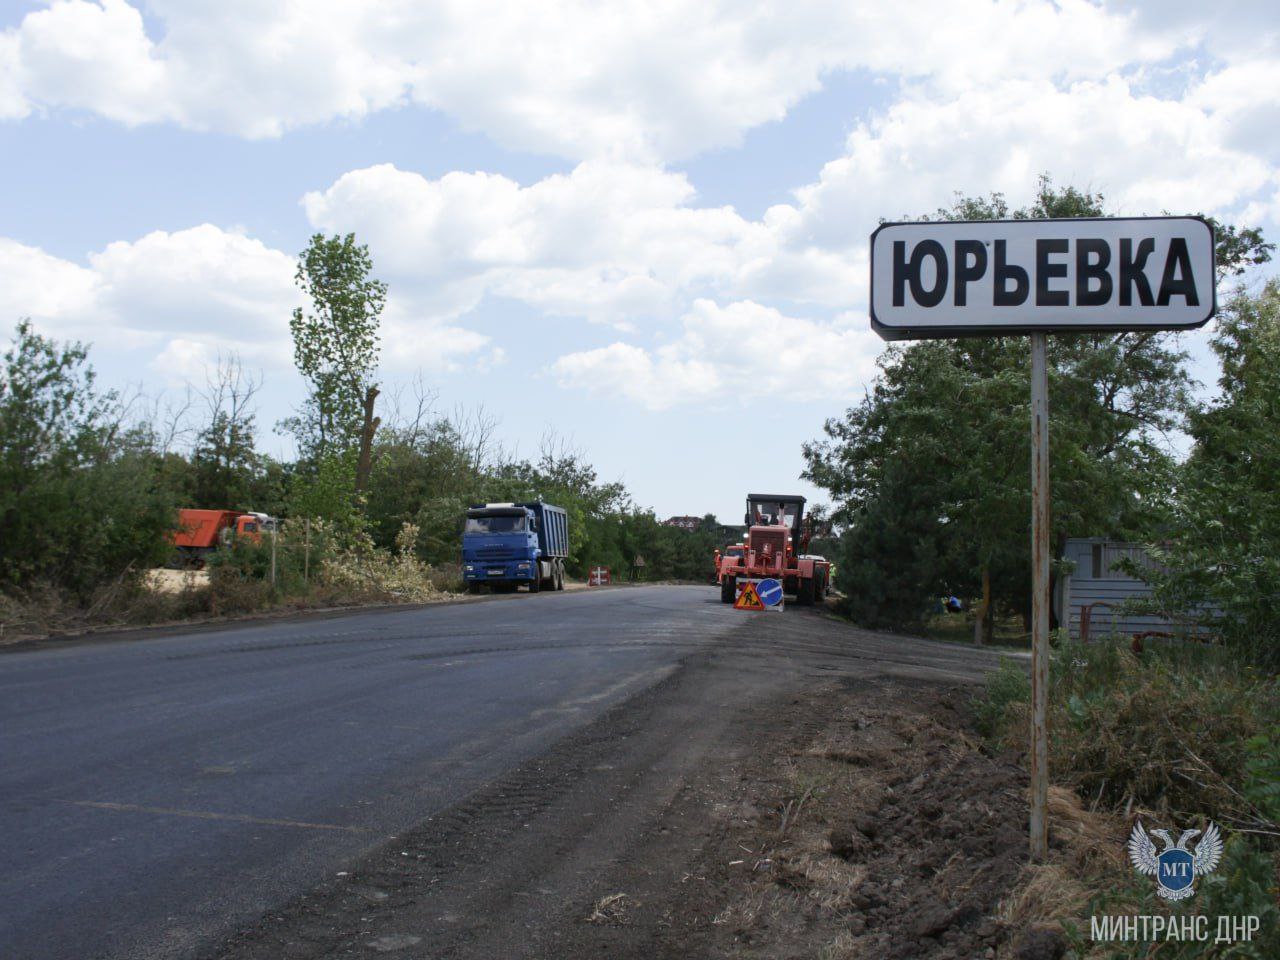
[170, 509, 269, 567]
[716, 494, 830, 606]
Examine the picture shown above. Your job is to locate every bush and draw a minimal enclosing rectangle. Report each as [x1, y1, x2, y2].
[978, 639, 1279, 833]
[1, 322, 180, 598]
[318, 522, 442, 603]
[970, 656, 1030, 739]
[1050, 641, 1276, 824]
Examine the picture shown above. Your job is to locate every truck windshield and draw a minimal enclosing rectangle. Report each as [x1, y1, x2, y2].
[465, 514, 526, 534]
[750, 501, 800, 529]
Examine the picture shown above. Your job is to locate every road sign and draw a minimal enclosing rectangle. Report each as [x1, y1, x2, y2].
[756, 578, 784, 608]
[733, 581, 765, 611]
[588, 566, 611, 586]
[866, 214, 1218, 865]
[870, 217, 1215, 341]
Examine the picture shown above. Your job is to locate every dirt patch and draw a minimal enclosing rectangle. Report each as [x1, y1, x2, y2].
[144, 568, 211, 593]
[642, 678, 1038, 959]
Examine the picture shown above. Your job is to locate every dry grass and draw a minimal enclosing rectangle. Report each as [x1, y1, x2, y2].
[586, 892, 633, 924]
[816, 931, 860, 960]
[995, 786, 1134, 958]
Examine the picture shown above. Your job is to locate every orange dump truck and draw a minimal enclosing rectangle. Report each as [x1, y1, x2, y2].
[170, 509, 271, 568]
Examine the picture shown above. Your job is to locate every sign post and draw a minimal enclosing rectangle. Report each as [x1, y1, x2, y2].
[869, 216, 1215, 861]
[1028, 331, 1050, 859]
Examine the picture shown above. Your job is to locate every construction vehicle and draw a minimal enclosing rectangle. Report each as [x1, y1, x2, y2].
[712, 544, 744, 584]
[717, 494, 831, 606]
[169, 508, 273, 568]
[462, 501, 569, 594]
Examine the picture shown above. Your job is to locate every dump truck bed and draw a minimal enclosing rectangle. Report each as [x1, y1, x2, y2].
[172, 509, 240, 548]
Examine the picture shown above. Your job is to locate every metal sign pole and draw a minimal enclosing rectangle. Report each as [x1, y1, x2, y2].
[1029, 332, 1050, 860]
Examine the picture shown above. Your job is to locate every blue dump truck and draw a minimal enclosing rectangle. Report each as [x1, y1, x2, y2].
[461, 501, 569, 594]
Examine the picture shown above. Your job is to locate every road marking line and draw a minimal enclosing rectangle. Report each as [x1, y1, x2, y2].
[56, 800, 368, 832]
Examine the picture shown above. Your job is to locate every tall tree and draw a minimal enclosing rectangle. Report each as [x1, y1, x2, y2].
[191, 354, 261, 509]
[285, 233, 385, 499]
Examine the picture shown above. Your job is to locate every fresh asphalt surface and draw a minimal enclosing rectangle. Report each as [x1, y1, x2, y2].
[0, 586, 1007, 960]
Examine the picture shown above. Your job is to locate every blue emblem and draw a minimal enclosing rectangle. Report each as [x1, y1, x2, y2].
[1129, 822, 1222, 900]
[756, 578, 783, 607]
[1157, 848, 1194, 892]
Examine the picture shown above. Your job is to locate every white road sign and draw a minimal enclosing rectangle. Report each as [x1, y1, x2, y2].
[870, 217, 1215, 340]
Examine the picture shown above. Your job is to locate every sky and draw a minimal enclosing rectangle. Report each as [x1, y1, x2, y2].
[2, 0, 1278, 523]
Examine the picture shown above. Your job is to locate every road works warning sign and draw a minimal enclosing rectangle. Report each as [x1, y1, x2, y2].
[870, 217, 1215, 340]
[733, 581, 766, 611]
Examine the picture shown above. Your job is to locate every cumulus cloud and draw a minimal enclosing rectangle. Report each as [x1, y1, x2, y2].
[551, 299, 881, 410]
[760, 72, 1280, 307]
[3, 1, 1277, 414]
[301, 161, 798, 324]
[0, 226, 300, 369]
[298, 52, 1280, 327]
[0, 225, 494, 384]
[0, 0, 1232, 161]
[0, 237, 100, 323]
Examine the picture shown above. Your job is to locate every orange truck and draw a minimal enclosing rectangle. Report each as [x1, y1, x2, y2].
[170, 509, 273, 568]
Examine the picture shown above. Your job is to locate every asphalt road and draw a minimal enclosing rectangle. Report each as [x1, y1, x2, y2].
[0, 586, 1008, 960]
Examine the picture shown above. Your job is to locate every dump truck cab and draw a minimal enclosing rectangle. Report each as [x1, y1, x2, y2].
[461, 501, 568, 594]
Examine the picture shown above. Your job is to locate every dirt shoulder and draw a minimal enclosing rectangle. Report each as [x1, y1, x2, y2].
[0, 580, 612, 654]
[197, 611, 1060, 960]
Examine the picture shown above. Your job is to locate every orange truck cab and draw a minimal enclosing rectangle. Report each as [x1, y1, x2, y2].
[170, 509, 272, 568]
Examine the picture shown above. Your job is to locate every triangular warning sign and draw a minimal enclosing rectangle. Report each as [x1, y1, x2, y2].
[734, 581, 765, 611]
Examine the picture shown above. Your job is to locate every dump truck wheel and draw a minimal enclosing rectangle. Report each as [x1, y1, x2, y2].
[720, 575, 736, 604]
[556, 563, 565, 590]
[467, 583, 483, 595]
[529, 571, 541, 593]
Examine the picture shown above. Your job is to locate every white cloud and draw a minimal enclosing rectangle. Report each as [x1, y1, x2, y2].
[767, 73, 1279, 309]
[14, 0, 172, 125]
[3, 1, 1277, 415]
[0, 237, 100, 325]
[0, 0, 1224, 161]
[300, 52, 1280, 329]
[0, 29, 26, 119]
[301, 161, 791, 324]
[0, 225, 494, 386]
[0, 226, 301, 371]
[551, 299, 881, 410]
[89, 225, 299, 340]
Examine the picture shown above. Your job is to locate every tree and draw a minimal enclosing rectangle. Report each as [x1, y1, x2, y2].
[191, 354, 261, 509]
[803, 177, 1270, 631]
[1138, 280, 1280, 668]
[0, 321, 177, 596]
[284, 233, 386, 507]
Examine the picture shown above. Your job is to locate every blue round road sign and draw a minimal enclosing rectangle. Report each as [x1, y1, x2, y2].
[756, 578, 783, 607]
